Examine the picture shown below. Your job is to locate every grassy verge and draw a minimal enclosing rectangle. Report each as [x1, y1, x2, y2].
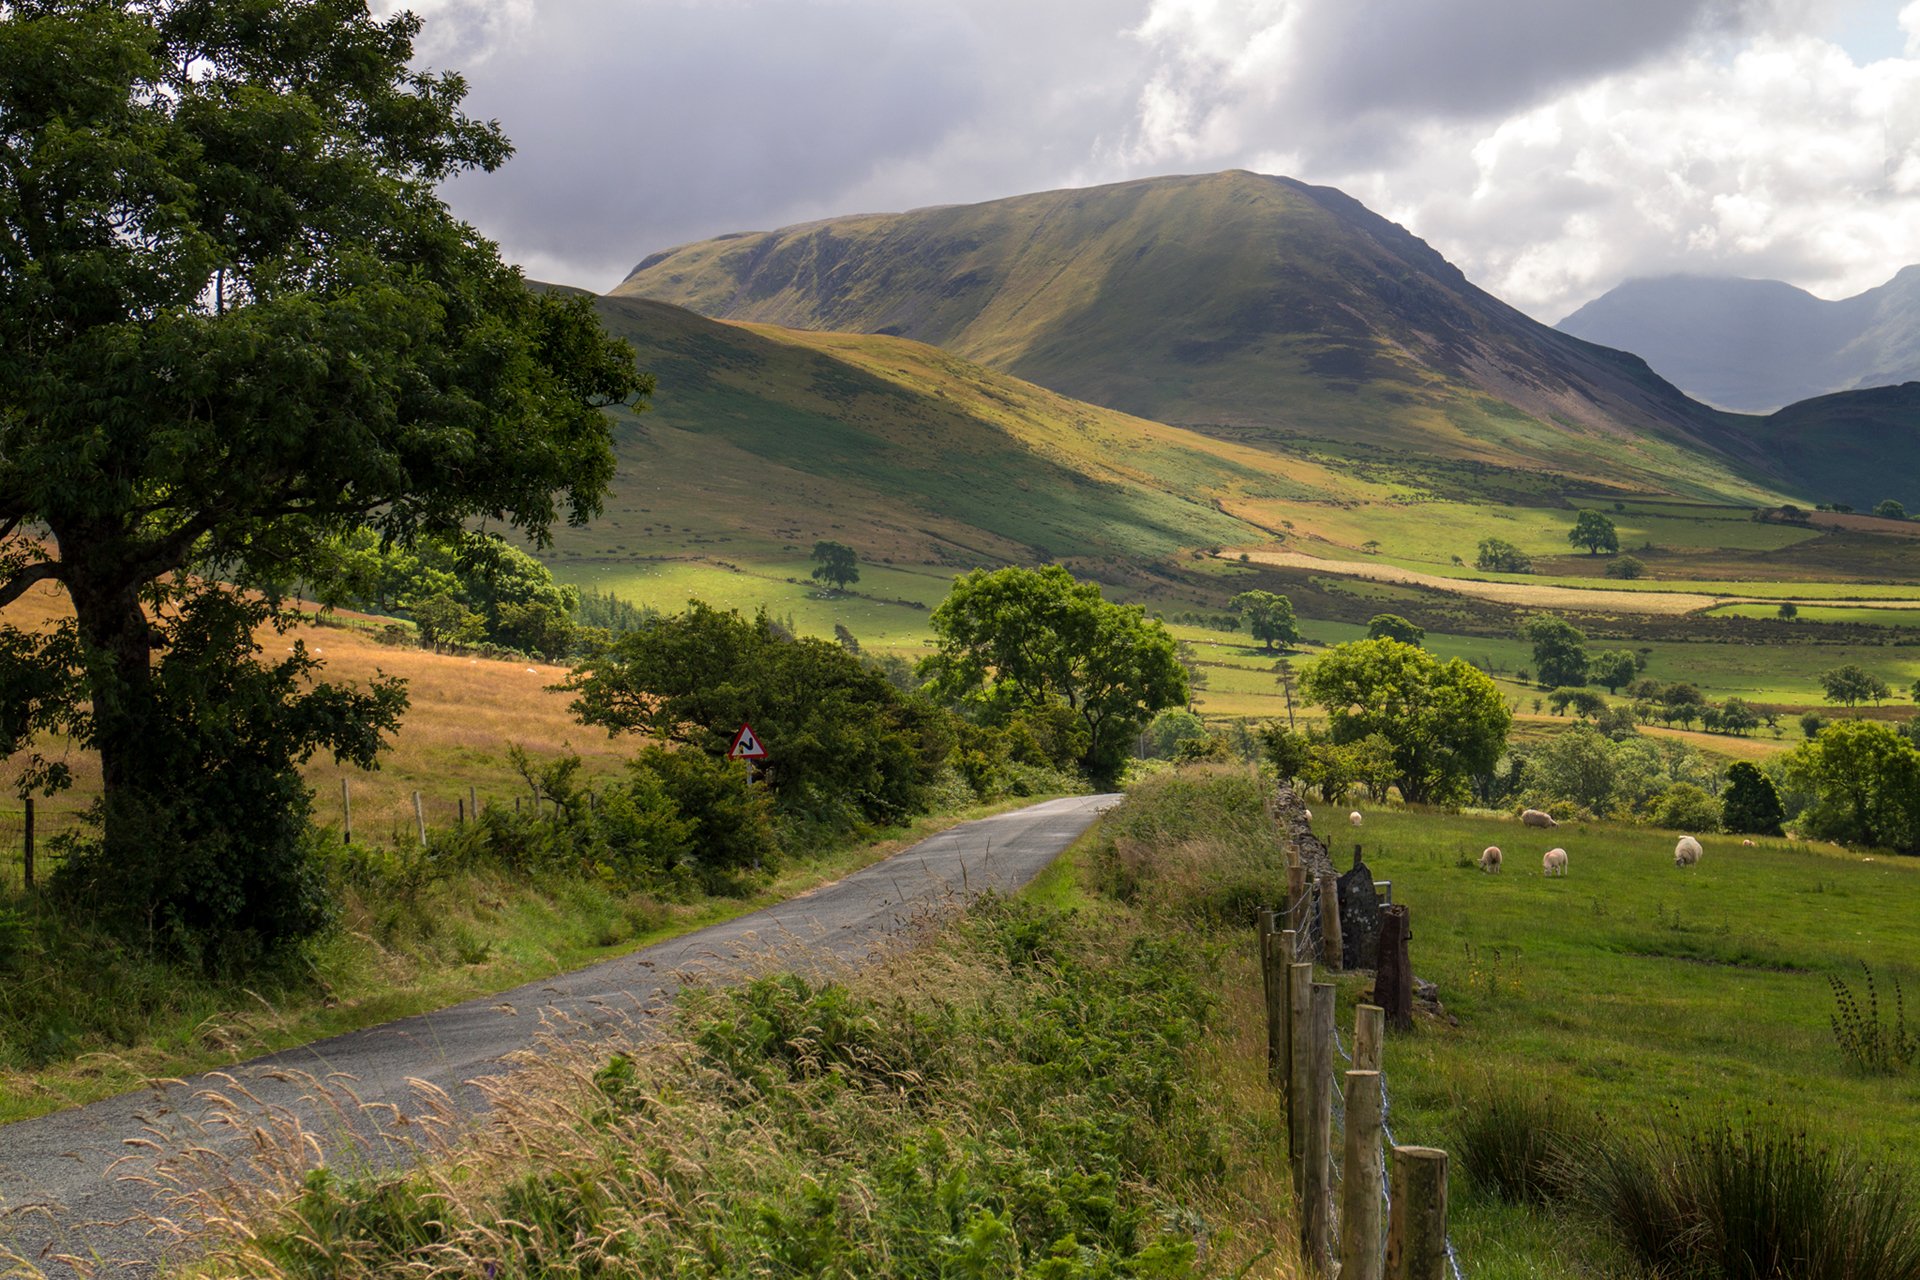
[162, 766, 1300, 1280]
[0, 795, 1064, 1126]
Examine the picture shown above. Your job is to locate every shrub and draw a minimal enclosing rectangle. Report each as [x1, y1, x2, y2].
[1570, 1122, 1920, 1280]
[1452, 1086, 1588, 1206]
[1092, 766, 1286, 923]
[1651, 782, 1722, 834]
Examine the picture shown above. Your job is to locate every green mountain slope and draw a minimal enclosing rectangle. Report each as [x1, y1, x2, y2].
[1740, 383, 1920, 510]
[612, 170, 1783, 502]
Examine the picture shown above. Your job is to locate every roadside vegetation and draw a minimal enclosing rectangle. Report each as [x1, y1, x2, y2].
[177, 767, 1296, 1280]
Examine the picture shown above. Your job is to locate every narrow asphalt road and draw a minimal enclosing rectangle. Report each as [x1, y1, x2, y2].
[0, 794, 1117, 1278]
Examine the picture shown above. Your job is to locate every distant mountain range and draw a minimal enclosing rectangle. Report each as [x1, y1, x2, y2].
[608, 171, 1920, 511]
[1557, 269, 1920, 413]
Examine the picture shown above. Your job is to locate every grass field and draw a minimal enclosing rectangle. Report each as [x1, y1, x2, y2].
[1296, 805, 1920, 1275]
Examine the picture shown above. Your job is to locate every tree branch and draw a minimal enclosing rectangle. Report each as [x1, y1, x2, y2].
[0, 559, 61, 609]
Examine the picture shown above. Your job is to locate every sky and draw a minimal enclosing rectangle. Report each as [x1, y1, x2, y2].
[392, 0, 1920, 322]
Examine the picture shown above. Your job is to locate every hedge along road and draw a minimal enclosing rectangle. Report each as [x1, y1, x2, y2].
[0, 794, 1118, 1278]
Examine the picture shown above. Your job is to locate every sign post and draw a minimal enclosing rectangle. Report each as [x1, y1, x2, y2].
[727, 722, 768, 788]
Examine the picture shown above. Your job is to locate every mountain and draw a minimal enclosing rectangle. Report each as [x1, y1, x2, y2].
[1558, 269, 1920, 413]
[611, 170, 1785, 501]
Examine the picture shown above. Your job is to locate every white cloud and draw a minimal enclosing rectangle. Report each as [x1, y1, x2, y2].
[396, 0, 1920, 319]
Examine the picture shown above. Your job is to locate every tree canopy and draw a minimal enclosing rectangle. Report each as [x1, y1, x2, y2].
[1568, 510, 1619, 555]
[1721, 761, 1784, 836]
[1523, 614, 1589, 689]
[1476, 538, 1533, 572]
[1229, 590, 1302, 651]
[1297, 638, 1511, 805]
[1784, 719, 1920, 851]
[810, 541, 860, 593]
[923, 566, 1187, 785]
[1366, 613, 1425, 647]
[1819, 664, 1891, 708]
[0, 1, 647, 953]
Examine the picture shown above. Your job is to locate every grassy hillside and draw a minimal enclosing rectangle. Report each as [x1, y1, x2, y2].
[614, 170, 1793, 503]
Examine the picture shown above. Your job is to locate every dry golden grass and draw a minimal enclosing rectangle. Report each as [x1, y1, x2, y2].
[1233, 550, 1741, 616]
[0, 580, 628, 842]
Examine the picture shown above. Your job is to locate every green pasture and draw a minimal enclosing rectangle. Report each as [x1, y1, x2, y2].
[1304, 806, 1920, 1275]
[555, 557, 953, 651]
[1708, 601, 1920, 628]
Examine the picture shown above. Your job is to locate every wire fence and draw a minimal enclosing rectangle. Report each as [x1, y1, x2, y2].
[0, 801, 90, 894]
[1262, 867, 1467, 1279]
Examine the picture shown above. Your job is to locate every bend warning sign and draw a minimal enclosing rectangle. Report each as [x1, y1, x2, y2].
[727, 722, 767, 760]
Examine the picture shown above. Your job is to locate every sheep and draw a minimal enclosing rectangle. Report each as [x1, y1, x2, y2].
[1349, 811, 1364, 827]
[1303, 809, 1312, 823]
[1480, 845, 1503, 873]
[1741, 838, 1755, 847]
[1674, 835, 1703, 867]
[1521, 809, 1559, 829]
[1543, 847, 1568, 876]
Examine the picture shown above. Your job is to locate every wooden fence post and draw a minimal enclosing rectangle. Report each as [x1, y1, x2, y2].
[1288, 960, 1313, 1186]
[1387, 1146, 1449, 1280]
[469, 785, 479, 820]
[1339, 1069, 1385, 1280]
[1258, 906, 1276, 1012]
[1287, 857, 1309, 934]
[1318, 871, 1344, 969]
[1301, 981, 1336, 1274]
[1378, 904, 1414, 1031]
[341, 777, 352, 845]
[21, 796, 33, 891]
[1354, 1003, 1386, 1073]
[413, 790, 427, 846]
[1276, 928, 1296, 1096]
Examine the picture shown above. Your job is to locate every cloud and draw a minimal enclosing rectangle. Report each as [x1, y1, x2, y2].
[394, 0, 1920, 322]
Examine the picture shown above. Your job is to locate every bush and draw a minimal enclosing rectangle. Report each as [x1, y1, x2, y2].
[1091, 766, 1287, 923]
[1722, 761, 1785, 836]
[1651, 782, 1722, 833]
[1570, 1122, 1920, 1280]
[1452, 1086, 1588, 1206]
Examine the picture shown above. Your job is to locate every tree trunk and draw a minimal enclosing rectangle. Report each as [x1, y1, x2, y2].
[59, 543, 159, 857]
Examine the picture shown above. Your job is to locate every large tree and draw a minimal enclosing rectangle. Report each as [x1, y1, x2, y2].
[810, 540, 860, 593]
[1229, 589, 1302, 651]
[1568, 510, 1619, 555]
[923, 565, 1187, 785]
[1784, 719, 1920, 851]
[0, 2, 646, 942]
[1819, 664, 1891, 708]
[1298, 638, 1512, 805]
[1523, 614, 1589, 689]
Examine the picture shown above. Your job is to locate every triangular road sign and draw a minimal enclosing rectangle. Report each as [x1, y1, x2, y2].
[727, 722, 767, 760]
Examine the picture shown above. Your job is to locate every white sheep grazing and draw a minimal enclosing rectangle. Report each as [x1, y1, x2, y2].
[1741, 838, 1755, 847]
[1543, 847, 1568, 876]
[1303, 809, 1313, 823]
[1521, 809, 1559, 829]
[1674, 836, 1703, 867]
[1480, 845, 1503, 873]
[1349, 811, 1364, 827]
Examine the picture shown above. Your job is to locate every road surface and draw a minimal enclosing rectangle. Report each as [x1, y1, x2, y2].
[0, 794, 1116, 1277]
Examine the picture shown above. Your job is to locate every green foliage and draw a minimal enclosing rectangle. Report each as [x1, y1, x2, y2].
[1568, 509, 1620, 555]
[1801, 712, 1827, 739]
[1606, 554, 1646, 579]
[1784, 719, 1920, 851]
[1523, 614, 1589, 689]
[1476, 537, 1534, 572]
[1650, 782, 1722, 834]
[1874, 498, 1908, 520]
[809, 540, 860, 592]
[1365, 613, 1425, 646]
[1298, 638, 1511, 805]
[1229, 590, 1302, 651]
[0, 0, 646, 943]
[923, 566, 1187, 786]
[1778, 601, 1800, 619]
[46, 593, 404, 965]
[1818, 663, 1891, 708]
[1091, 766, 1287, 924]
[1518, 726, 1719, 823]
[1589, 649, 1638, 694]
[1722, 761, 1786, 836]
[567, 602, 946, 836]
[1141, 708, 1208, 760]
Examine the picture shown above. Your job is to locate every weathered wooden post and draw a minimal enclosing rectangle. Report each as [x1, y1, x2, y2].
[1301, 982, 1337, 1274]
[457, 797, 465, 826]
[1276, 928, 1297, 1095]
[341, 777, 352, 845]
[412, 790, 427, 846]
[1318, 871, 1344, 969]
[1378, 904, 1414, 1031]
[1339, 1069, 1385, 1280]
[1387, 1146, 1450, 1280]
[21, 796, 34, 891]
[1354, 1003, 1386, 1073]
[1287, 857, 1309, 934]
[469, 785, 479, 820]
[1288, 960, 1313, 1186]
[1258, 906, 1276, 1007]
